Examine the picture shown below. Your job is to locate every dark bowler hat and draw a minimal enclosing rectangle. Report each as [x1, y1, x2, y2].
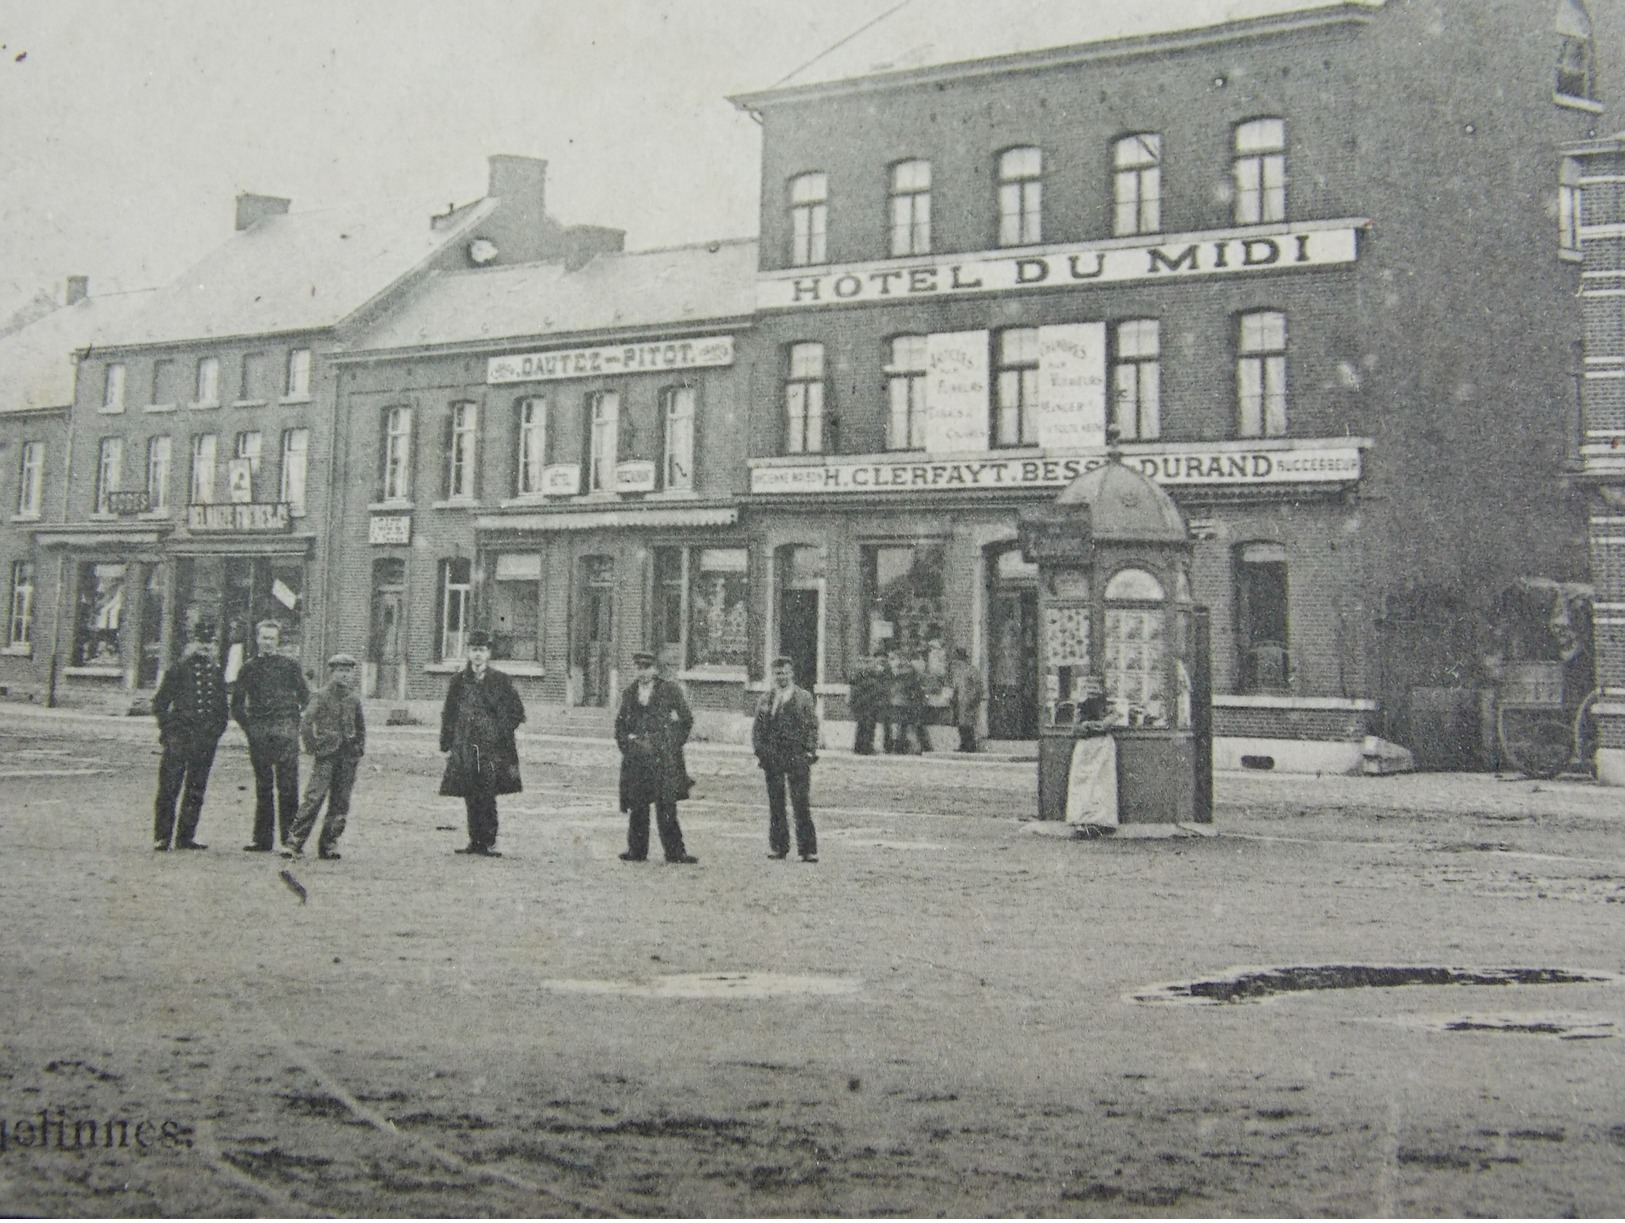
[632, 650, 658, 665]
[465, 629, 492, 649]
[771, 655, 795, 668]
[191, 619, 218, 643]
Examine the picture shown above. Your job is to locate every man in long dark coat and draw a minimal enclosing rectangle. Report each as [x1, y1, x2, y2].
[754, 655, 819, 862]
[151, 619, 229, 851]
[438, 629, 526, 857]
[614, 650, 698, 864]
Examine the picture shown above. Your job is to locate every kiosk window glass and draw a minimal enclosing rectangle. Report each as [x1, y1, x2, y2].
[1103, 568, 1167, 725]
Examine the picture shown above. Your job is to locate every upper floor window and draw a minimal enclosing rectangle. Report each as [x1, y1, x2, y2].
[586, 391, 619, 493]
[285, 347, 312, 399]
[998, 147, 1043, 246]
[1557, 0, 1597, 99]
[516, 397, 550, 495]
[784, 342, 826, 455]
[189, 433, 217, 504]
[380, 406, 413, 501]
[239, 352, 267, 402]
[789, 172, 828, 267]
[885, 335, 928, 450]
[1234, 119, 1286, 225]
[101, 363, 126, 413]
[662, 385, 695, 491]
[146, 436, 171, 512]
[444, 401, 478, 500]
[1112, 319, 1162, 442]
[281, 428, 309, 516]
[1113, 134, 1162, 236]
[1560, 157, 1584, 253]
[8, 560, 34, 651]
[889, 159, 932, 257]
[1237, 310, 1288, 438]
[195, 356, 220, 406]
[95, 437, 123, 514]
[994, 327, 1040, 447]
[15, 441, 43, 518]
[150, 358, 177, 407]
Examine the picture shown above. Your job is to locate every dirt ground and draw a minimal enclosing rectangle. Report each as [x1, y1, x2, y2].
[2, 706, 1625, 1217]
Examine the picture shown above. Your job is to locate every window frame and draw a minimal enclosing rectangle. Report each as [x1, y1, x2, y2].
[784, 342, 826, 456]
[15, 440, 43, 518]
[889, 158, 932, 257]
[146, 435, 172, 512]
[1236, 310, 1288, 438]
[1111, 319, 1162, 442]
[7, 559, 34, 651]
[285, 348, 312, 400]
[997, 146, 1043, 247]
[195, 356, 221, 407]
[95, 436, 124, 514]
[239, 352, 266, 403]
[885, 335, 928, 451]
[516, 396, 549, 496]
[1233, 118, 1286, 226]
[101, 363, 126, 414]
[652, 544, 750, 673]
[280, 427, 309, 516]
[788, 171, 829, 267]
[438, 556, 473, 662]
[1113, 133, 1162, 237]
[488, 551, 543, 663]
[585, 391, 620, 493]
[993, 327, 1041, 448]
[380, 405, 414, 502]
[189, 433, 217, 505]
[661, 384, 696, 491]
[444, 400, 479, 500]
[1560, 157, 1584, 253]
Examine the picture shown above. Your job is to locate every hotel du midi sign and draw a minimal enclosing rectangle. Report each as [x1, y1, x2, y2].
[756, 219, 1363, 310]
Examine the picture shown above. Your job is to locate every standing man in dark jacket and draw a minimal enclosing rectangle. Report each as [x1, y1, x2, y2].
[615, 650, 698, 864]
[284, 653, 365, 860]
[151, 620, 229, 851]
[231, 620, 310, 852]
[849, 653, 884, 755]
[438, 630, 526, 857]
[754, 655, 820, 862]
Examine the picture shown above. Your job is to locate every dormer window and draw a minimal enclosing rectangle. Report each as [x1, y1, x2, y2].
[1557, 0, 1596, 100]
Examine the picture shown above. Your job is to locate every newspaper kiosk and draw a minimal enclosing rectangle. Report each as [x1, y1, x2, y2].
[1022, 461, 1211, 828]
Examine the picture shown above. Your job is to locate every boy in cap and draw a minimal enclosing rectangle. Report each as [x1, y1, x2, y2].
[151, 618, 229, 850]
[283, 653, 365, 860]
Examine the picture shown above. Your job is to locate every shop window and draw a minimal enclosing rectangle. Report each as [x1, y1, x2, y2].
[15, 440, 43, 518]
[280, 428, 308, 516]
[1111, 319, 1161, 441]
[189, 433, 217, 504]
[174, 557, 304, 667]
[195, 356, 220, 407]
[285, 348, 312, 399]
[890, 159, 931, 257]
[102, 363, 126, 413]
[489, 552, 542, 663]
[1236, 542, 1290, 693]
[73, 562, 126, 666]
[1560, 157, 1583, 253]
[437, 557, 472, 661]
[586, 391, 619, 493]
[146, 436, 171, 512]
[862, 542, 946, 660]
[239, 353, 266, 402]
[95, 437, 123, 514]
[1237, 310, 1287, 438]
[151, 359, 177, 407]
[788, 171, 828, 267]
[1113, 133, 1162, 236]
[652, 546, 749, 671]
[8, 560, 34, 650]
[443, 401, 479, 500]
[1103, 567, 1168, 724]
[662, 385, 695, 491]
[1234, 118, 1286, 225]
[785, 342, 826, 455]
[654, 548, 685, 660]
[516, 397, 550, 495]
[885, 335, 928, 450]
[997, 146, 1043, 247]
[1557, 0, 1596, 99]
[994, 327, 1040, 448]
[379, 406, 413, 501]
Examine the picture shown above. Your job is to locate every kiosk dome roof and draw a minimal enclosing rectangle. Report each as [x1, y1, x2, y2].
[1055, 460, 1187, 543]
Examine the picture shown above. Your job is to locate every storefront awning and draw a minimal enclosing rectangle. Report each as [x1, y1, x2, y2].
[476, 505, 738, 533]
[166, 533, 317, 557]
[36, 524, 170, 548]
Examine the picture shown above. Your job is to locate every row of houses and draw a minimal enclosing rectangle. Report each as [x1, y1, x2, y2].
[1, 0, 1619, 771]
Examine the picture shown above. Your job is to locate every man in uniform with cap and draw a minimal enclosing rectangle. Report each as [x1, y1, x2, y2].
[283, 653, 365, 860]
[231, 619, 310, 852]
[753, 654, 820, 862]
[438, 629, 526, 857]
[151, 619, 229, 850]
[614, 649, 698, 863]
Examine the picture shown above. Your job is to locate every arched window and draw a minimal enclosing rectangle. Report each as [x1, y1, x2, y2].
[1234, 118, 1286, 225]
[1104, 567, 1168, 723]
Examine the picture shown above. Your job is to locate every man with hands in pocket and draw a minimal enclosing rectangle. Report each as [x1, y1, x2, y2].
[753, 655, 820, 863]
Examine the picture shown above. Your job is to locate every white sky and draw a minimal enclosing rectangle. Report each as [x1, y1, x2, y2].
[0, 1, 1336, 322]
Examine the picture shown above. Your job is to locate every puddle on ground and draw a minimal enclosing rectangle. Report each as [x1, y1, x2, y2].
[1132, 964, 1619, 1005]
[538, 972, 862, 999]
[1393, 1012, 1618, 1040]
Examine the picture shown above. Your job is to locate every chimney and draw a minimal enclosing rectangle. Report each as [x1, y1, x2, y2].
[65, 276, 89, 305]
[235, 193, 291, 231]
[487, 155, 547, 208]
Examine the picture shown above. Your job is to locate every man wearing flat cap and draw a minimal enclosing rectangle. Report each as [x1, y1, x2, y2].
[439, 629, 526, 857]
[614, 649, 697, 863]
[753, 655, 819, 862]
[151, 618, 229, 850]
[283, 653, 365, 860]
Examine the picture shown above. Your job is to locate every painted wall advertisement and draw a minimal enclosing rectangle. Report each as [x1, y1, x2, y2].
[1036, 323, 1106, 451]
[923, 331, 990, 455]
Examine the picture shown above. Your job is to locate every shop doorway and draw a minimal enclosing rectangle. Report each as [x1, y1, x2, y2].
[368, 558, 406, 700]
[578, 555, 615, 707]
[777, 545, 823, 691]
[987, 548, 1038, 738]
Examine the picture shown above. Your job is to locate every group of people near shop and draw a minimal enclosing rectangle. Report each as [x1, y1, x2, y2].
[148, 620, 825, 867]
[848, 647, 985, 756]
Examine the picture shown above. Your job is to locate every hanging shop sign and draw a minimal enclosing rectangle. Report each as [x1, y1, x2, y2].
[614, 460, 658, 493]
[369, 514, 412, 545]
[487, 336, 735, 384]
[756, 220, 1363, 311]
[187, 502, 291, 533]
[541, 463, 582, 497]
[749, 444, 1364, 495]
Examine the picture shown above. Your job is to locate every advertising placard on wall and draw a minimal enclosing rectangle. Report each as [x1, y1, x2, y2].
[1036, 323, 1107, 451]
[923, 330, 990, 454]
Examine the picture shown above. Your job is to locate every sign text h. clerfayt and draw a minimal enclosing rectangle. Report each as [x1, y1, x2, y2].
[757, 220, 1363, 311]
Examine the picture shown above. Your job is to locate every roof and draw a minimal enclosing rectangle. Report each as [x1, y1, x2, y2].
[96, 199, 495, 349]
[0, 290, 160, 414]
[741, 0, 1385, 98]
[347, 238, 758, 355]
[1055, 460, 1188, 544]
